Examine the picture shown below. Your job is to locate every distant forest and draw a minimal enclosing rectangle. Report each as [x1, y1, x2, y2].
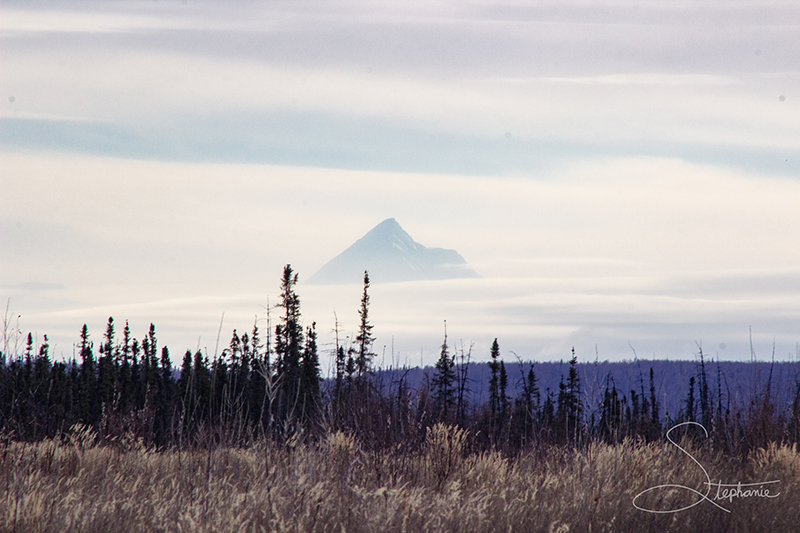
[2, 265, 799, 456]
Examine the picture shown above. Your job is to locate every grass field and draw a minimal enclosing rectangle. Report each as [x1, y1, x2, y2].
[2, 424, 797, 532]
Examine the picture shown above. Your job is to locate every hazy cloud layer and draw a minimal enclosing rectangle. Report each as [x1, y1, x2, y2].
[3, 153, 798, 362]
[1, 1, 798, 362]
[2, 1, 798, 173]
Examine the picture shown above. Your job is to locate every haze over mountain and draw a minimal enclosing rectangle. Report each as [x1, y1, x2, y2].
[307, 218, 480, 285]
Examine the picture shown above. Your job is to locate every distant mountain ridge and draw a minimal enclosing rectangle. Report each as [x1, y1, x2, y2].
[326, 359, 799, 423]
[307, 218, 480, 285]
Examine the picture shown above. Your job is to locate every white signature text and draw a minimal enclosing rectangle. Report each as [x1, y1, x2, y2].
[632, 422, 781, 514]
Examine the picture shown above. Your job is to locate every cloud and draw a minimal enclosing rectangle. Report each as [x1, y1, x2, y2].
[2, 152, 799, 361]
[1, 1, 798, 362]
[9, 270, 797, 365]
[4, 48, 797, 146]
[2, 1, 798, 174]
[3, 152, 800, 274]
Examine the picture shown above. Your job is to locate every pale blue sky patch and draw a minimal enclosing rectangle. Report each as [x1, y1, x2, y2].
[2, 113, 797, 176]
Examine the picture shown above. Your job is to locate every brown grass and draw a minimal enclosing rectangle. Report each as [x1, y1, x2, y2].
[2, 424, 798, 532]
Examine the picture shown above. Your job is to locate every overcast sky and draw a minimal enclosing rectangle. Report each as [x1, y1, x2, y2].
[1, 0, 799, 366]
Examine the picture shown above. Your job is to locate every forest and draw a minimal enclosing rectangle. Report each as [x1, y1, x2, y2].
[3, 264, 799, 455]
[2, 265, 799, 532]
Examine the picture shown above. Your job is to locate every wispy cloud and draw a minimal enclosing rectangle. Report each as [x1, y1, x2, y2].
[2, 152, 799, 360]
[2, 1, 798, 174]
[1, 1, 798, 361]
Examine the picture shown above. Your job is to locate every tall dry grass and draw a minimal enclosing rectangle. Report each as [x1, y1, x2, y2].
[2, 424, 797, 532]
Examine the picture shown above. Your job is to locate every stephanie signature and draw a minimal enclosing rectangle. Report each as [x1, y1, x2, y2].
[632, 422, 781, 514]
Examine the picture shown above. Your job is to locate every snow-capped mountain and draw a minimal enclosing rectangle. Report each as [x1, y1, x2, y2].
[307, 218, 480, 284]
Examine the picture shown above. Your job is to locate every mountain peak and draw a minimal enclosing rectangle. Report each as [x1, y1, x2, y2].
[307, 219, 480, 285]
[363, 218, 407, 241]
[357, 218, 418, 253]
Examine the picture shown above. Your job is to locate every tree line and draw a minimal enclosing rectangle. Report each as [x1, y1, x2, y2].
[2, 265, 800, 456]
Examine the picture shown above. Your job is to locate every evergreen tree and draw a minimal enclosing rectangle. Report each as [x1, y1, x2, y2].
[630, 388, 641, 433]
[179, 350, 192, 398]
[685, 376, 696, 422]
[193, 350, 210, 421]
[119, 321, 133, 411]
[541, 388, 555, 438]
[24, 332, 34, 362]
[527, 364, 540, 414]
[455, 342, 472, 428]
[432, 323, 456, 421]
[300, 322, 322, 426]
[122, 320, 131, 364]
[498, 360, 509, 428]
[15, 334, 34, 437]
[355, 271, 375, 377]
[33, 335, 52, 439]
[557, 349, 581, 443]
[78, 324, 98, 425]
[599, 375, 623, 443]
[334, 346, 346, 407]
[697, 348, 711, 428]
[68, 357, 80, 424]
[488, 338, 501, 438]
[274, 265, 304, 422]
[333, 312, 345, 405]
[228, 329, 242, 367]
[345, 349, 356, 382]
[98, 317, 117, 408]
[226, 329, 245, 405]
[210, 353, 229, 431]
[130, 338, 143, 409]
[179, 349, 193, 429]
[145, 324, 159, 393]
[649, 367, 660, 437]
[160, 346, 172, 389]
[49, 359, 69, 435]
[156, 345, 173, 444]
[514, 362, 540, 444]
[101, 317, 115, 361]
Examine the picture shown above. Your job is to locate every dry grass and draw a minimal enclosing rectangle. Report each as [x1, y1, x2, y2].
[2, 424, 798, 532]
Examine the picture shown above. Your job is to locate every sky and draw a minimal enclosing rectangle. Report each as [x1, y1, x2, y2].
[1, 0, 799, 367]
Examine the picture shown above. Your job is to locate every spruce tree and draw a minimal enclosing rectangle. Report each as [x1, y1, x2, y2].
[98, 317, 117, 408]
[355, 271, 375, 377]
[78, 324, 98, 425]
[131, 338, 143, 409]
[697, 348, 711, 429]
[527, 364, 540, 413]
[157, 345, 173, 444]
[649, 367, 660, 437]
[33, 335, 52, 439]
[499, 360, 509, 428]
[246, 318, 263, 426]
[122, 320, 131, 364]
[179, 349, 193, 427]
[274, 264, 304, 422]
[193, 350, 210, 421]
[488, 338, 500, 440]
[300, 322, 322, 426]
[685, 376, 696, 422]
[118, 321, 133, 411]
[599, 375, 623, 443]
[145, 324, 159, 394]
[455, 342, 472, 428]
[557, 349, 581, 443]
[565, 348, 581, 441]
[517, 363, 540, 442]
[432, 323, 456, 421]
[160, 346, 172, 389]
